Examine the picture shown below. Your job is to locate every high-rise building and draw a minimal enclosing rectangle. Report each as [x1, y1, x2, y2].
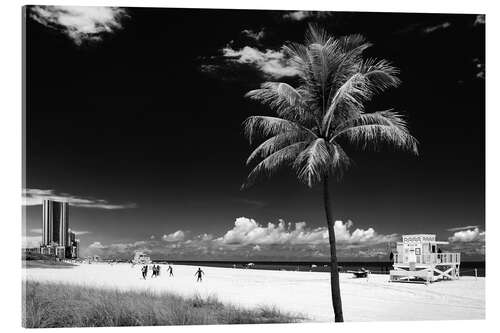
[42, 199, 69, 247]
[40, 199, 76, 259]
[66, 229, 79, 259]
[72, 239, 80, 258]
[67, 229, 75, 247]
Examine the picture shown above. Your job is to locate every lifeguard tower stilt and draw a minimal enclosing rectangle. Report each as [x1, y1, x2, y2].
[390, 234, 461, 284]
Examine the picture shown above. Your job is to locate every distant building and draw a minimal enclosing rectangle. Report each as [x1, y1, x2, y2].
[66, 229, 79, 259]
[23, 247, 40, 254]
[40, 244, 55, 256]
[42, 199, 69, 247]
[71, 240, 80, 258]
[55, 246, 66, 259]
[36, 199, 79, 260]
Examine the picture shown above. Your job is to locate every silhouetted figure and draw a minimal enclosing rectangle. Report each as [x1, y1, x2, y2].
[168, 265, 173, 277]
[389, 251, 394, 262]
[141, 265, 148, 279]
[156, 265, 161, 276]
[437, 248, 442, 254]
[195, 267, 204, 282]
[152, 265, 158, 278]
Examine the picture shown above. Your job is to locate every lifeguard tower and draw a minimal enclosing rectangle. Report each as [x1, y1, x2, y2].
[390, 234, 460, 284]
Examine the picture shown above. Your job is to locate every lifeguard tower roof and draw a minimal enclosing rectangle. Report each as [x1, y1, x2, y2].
[400, 234, 449, 245]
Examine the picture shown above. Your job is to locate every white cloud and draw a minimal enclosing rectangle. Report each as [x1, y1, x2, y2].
[282, 11, 311, 21]
[447, 225, 479, 232]
[216, 217, 397, 246]
[334, 220, 397, 245]
[474, 15, 485, 26]
[282, 11, 333, 21]
[73, 230, 91, 236]
[89, 241, 104, 249]
[82, 219, 397, 260]
[448, 228, 485, 243]
[222, 46, 298, 78]
[88, 240, 149, 253]
[30, 6, 128, 45]
[22, 188, 137, 210]
[150, 235, 155, 240]
[198, 233, 214, 241]
[162, 230, 186, 242]
[423, 22, 451, 34]
[242, 28, 265, 41]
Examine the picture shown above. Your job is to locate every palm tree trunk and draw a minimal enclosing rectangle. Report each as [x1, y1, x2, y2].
[323, 174, 344, 322]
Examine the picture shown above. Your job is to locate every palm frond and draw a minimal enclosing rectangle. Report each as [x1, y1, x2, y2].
[322, 58, 402, 135]
[332, 111, 418, 154]
[305, 24, 330, 46]
[245, 82, 303, 119]
[246, 130, 314, 165]
[338, 34, 372, 53]
[322, 73, 370, 134]
[243, 116, 300, 144]
[333, 109, 405, 134]
[293, 138, 331, 187]
[360, 58, 401, 93]
[242, 141, 309, 189]
[282, 42, 311, 77]
[328, 35, 372, 95]
[328, 143, 351, 180]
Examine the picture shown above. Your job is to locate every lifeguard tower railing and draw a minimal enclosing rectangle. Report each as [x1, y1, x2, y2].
[393, 252, 460, 265]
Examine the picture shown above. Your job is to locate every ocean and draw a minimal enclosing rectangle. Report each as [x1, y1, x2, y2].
[153, 260, 485, 277]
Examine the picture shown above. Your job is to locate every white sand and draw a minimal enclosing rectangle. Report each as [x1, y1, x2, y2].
[23, 263, 485, 322]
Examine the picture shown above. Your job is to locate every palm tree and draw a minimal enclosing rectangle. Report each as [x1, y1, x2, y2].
[241, 25, 418, 322]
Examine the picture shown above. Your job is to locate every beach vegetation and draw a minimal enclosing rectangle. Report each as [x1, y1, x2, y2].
[22, 281, 304, 327]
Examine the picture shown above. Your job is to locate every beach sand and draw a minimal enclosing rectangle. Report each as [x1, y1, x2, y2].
[23, 263, 485, 322]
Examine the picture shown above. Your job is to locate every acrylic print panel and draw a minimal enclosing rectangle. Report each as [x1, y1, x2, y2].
[22, 5, 485, 327]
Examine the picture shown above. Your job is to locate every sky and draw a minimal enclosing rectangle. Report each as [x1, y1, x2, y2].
[23, 6, 485, 261]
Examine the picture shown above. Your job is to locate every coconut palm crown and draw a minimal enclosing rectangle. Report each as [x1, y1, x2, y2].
[243, 25, 418, 188]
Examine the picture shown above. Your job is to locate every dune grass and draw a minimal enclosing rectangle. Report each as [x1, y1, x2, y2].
[22, 281, 304, 328]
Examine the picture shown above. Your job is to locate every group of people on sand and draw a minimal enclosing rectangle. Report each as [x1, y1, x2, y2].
[152, 264, 161, 277]
[141, 264, 162, 279]
[140, 264, 174, 279]
[140, 265, 204, 282]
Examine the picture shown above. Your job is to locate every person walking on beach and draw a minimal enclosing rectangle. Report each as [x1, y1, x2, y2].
[141, 265, 148, 279]
[156, 265, 161, 277]
[168, 265, 173, 277]
[151, 265, 157, 278]
[195, 267, 204, 282]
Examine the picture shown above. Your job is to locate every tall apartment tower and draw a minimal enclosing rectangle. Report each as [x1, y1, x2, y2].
[67, 229, 79, 259]
[42, 199, 69, 246]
